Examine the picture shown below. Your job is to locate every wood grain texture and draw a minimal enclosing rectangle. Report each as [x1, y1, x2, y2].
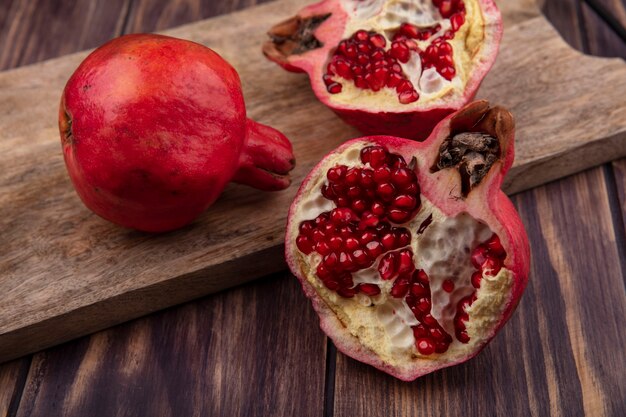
[14, 274, 327, 417]
[541, 0, 585, 50]
[125, 0, 274, 32]
[331, 166, 626, 417]
[1, 0, 626, 363]
[0, 0, 131, 70]
[582, 1, 626, 57]
[0, 359, 29, 417]
[613, 159, 626, 233]
[587, 0, 626, 33]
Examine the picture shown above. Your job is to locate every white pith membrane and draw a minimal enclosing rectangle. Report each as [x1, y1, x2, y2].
[324, 0, 486, 110]
[289, 142, 514, 366]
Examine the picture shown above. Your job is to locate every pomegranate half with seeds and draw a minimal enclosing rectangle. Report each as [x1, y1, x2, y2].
[285, 101, 529, 380]
[264, 0, 502, 140]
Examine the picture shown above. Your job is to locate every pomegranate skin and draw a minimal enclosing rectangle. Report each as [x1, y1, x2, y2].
[60, 34, 294, 232]
[285, 101, 529, 381]
[264, 0, 502, 140]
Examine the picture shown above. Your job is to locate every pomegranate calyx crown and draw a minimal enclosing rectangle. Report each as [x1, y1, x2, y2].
[431, 101, 514, 197]
[263, 14, 330, 64]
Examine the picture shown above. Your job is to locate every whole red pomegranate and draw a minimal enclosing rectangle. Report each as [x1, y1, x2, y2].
[264, 0, 502, 140]
[285, 101, 529, 380]
[60, 34, 295, 232]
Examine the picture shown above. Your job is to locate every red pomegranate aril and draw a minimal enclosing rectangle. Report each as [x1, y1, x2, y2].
[397, 230, 411, 246]
[471, 245, 487, 269]
[471, 270, 482, 288]
[360, 231, 376, 244]
[339, 252, 355, 270]
[396, 80, 412, 93]
[389, 41, 410, 63]
[434, 341, 449, 354]
[456, 330, 470, 343]
[410, 282, 429, 297]
[329, 236, 343, 250]
[399, 90, 419, 104]
[450, 13, 465, 31]
[354, 75, 368, 88]
[381, 233, 396, 249]
[399, 23, 419, 39]
[430, 327, 445, 341]
[442, 279, 455, 293]
[362, 146, 387, 168]
[438, 41, 453, 56]
[374, 166, 391, 182]
[386, 72, 403, 88]
[312, 229, 325, 243]
[345, 237, 360, 250]
[388, 209, 410, 223]
[356, 42, 370, 53]
[439, 0, 453, 17]
[390, 276, 410, 298]
[422, 313, 437, 327]
[296, 236, 314, 254]
[352, 249, 371, 266]
[414, 269, 429, 285]
[439, 66, 455, 80]
[327, 82, 342, 94]
[316, 241, 331, 255]
[366, 240, 384, 258]
[397, 250, 413, 274]
[371, 202, 385, 216]
[299, 220, 314, 236]
[337, 287, 356, 298]
[482, 257, 502, 276]
[359, 213, 380, 229]
[359, 283, 381, 296]
[355, 30, 369, 41]
[376, 182, 396, 200]
[416, 338, 435, 355]
[393, 194, 417, 210]
[378, 252, 398, 280]
[370, 33, 386, 48]
[417, 297, 431, 313]
[487, 234, 506, 258]
[323, 253, 338, 268]
[413, 324, 428, 338]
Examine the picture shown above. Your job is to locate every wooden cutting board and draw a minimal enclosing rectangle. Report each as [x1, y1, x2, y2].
[0, 0, 625, 363]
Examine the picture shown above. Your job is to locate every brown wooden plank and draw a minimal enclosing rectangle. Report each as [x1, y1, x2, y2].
[540, 0, 585, 50]
[0, 359, 29, 417]
[586, 0, 626, 34]
[1, 0, 626, 364]
[581, 1, 626, 57]
[613, 159, 626, 234]
[124, 0, 274, 33]
[0, 0, 131, 71]
[331, 166, 626, 417]
[14, 273, 327, 417]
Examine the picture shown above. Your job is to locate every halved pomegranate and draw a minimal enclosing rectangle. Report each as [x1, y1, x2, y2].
[264, 0, 502, 140]
[285, 101, 529, 380]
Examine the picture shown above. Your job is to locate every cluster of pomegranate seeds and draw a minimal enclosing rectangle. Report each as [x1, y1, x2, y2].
[454, 234, 507, 343]
[296, 145, 420, 297]
[324, 0, 466, 102]
[322, 146, 421, 224]
[297, 212, 412, 297]
[323, 29, 420, 104]
[408, 270, 454, 354]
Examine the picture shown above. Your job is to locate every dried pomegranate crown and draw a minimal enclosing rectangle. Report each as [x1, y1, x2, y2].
[285, 101, 530, 380]
[264, 0, 502, 139]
